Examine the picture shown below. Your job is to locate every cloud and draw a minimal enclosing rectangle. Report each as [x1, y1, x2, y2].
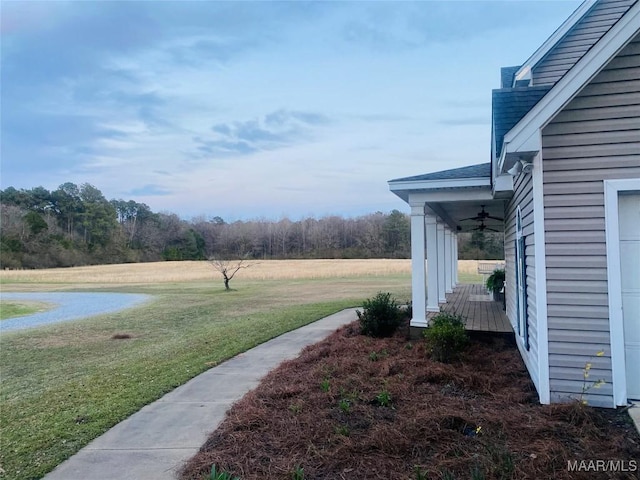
[338, 2, 582, 53]
[192, 109, 331, 158]
[351, 113, 413, 123]
[438, 117, 490, 126]
[128, 184, 172, 196]
[0, 0, 583, 219]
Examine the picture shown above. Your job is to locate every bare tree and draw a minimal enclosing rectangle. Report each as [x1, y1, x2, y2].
[209, 256, 254, 290]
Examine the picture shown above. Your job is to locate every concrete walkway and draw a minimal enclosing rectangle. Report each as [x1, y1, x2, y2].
[44, 308, 359, 480]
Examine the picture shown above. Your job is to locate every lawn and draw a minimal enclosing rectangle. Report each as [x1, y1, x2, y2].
[0, 259, 430, 480]
[0, 301, 51, 320]
[181, 318, 640, 480]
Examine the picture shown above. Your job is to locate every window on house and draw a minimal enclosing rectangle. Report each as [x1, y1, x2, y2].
[515, 207, 529, 350]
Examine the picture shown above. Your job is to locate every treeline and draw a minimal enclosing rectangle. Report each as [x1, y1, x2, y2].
[0, 183, 503, 269]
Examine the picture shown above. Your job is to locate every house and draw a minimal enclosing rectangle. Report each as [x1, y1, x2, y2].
[389, 0, 640, 408]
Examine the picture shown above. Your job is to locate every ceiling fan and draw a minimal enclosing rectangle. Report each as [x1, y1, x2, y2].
[472, 220, 501, 233]
[461, 205, 504, 223]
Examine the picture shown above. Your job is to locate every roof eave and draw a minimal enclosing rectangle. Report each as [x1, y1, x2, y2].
[389, 177, 491, 192]
[388, 177, 492, 204]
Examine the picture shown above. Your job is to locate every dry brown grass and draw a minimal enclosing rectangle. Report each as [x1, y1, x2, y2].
[0, 259, 481, 285]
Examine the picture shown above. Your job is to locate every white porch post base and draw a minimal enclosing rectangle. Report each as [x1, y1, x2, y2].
[409, 203, 427, 327]
[410, 317, 429, 328]
[426, 214, 440, 312]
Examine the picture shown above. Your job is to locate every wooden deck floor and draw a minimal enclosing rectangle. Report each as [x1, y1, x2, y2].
[427, 284, 513, 333]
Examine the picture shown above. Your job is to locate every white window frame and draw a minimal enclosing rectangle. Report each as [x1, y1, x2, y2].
[604, 178, 640, 406]
[515, 206, 529, 349]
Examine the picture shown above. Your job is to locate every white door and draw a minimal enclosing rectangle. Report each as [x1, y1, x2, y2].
[619, 194, 640, 400]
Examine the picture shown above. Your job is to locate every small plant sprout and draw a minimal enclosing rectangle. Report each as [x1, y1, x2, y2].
[441, 470, 456, 480]
[320, 379, 330, 393]
[369, 349, 388, 361]
[413, 465, 428, 480]
[289, 403, 302, 414]
[209, 465, 240, 480]
[335, 425, 350, 436]
[580, 350, 607, 405]
[338, 398, 351, 413]
[470, 464, 486, 480]
[292, 465, 305, 480]
[376, 390, 392, 407]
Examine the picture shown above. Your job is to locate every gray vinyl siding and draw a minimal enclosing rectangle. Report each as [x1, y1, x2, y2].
[532, 0, 636, 86]
[505, 172, 540, 393]
[541, 33, 640, 408]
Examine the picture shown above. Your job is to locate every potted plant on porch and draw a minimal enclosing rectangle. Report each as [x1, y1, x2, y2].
[485, 268, 505, 303]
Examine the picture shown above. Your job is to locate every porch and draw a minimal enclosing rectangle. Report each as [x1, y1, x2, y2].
[428, 283, 513, 333]
[388, 162, 512, 330]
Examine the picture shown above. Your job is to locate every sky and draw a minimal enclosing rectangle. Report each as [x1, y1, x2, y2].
[1, 0, 582, 221]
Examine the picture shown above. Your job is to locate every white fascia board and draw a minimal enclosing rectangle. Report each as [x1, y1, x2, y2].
[497, 143, 508, 174]
[493, 174, 514, 194]
[408, 188, 494, 205]
[506, 4, 640, 154]
[514, 0, 596, 85]
[389, 177, 490, 192]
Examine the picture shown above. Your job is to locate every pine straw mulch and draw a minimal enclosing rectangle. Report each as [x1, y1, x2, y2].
[180, 319, 640, 480]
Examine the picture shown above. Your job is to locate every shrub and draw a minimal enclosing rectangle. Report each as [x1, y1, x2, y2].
[404, 301, 413, 318]
[424, 312, 469, 363]
[357, 292, 403, 337]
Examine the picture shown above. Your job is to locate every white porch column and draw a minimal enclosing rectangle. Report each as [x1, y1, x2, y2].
[453, 233, 459, 286]
[437, 220, 447, 304]
[426, 214, 439, 313]
[409, 204, 427, 327]
[445, 227, 453, 293]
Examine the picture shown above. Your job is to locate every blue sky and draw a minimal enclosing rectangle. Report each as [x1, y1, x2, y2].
[1, 0, 581, 220]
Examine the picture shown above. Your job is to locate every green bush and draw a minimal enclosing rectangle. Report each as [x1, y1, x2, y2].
[424, 312, 469, 363]
[357, 292, 403, 337]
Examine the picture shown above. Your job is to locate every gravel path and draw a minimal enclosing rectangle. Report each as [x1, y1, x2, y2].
[0, 292, 151, 332]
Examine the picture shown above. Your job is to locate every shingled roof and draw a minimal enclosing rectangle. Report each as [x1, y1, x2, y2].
[492, 85, 551, 158]
[500, 66, 521, 88]
[390, 162, 490, 183]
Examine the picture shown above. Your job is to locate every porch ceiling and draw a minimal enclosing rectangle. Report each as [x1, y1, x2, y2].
[428, 199, 506, 233]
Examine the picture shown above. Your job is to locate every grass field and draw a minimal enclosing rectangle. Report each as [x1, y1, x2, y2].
[0, 301, 44, 320]
[0, 259, 482, 286]
[0, 260, 481, 480]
